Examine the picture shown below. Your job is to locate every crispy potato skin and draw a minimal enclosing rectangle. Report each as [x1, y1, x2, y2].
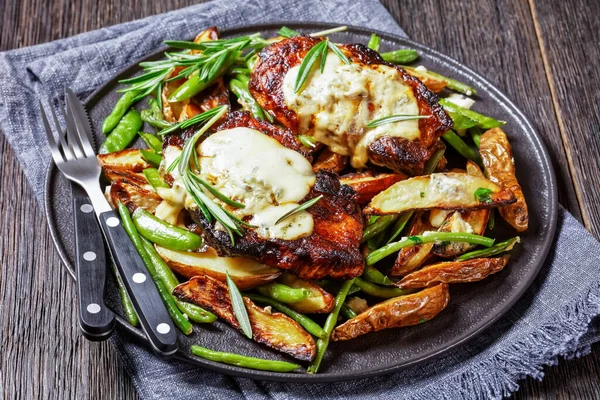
[97, 149, 152, 172]
[480, 128, 529, 232]
[331, 283, 450, 341]
[313, 148, 348, 174]
[432, 209, 489, 258]
[390, 211, 435, 277]
[173, 275, 316, 361]
[110, 178, 162, 214]
[396, 256, 510, 289]
[404, 70, 447, 93]
[104, 168, 150, 188]
[249, 36, 452, 175]
[192, 113, 364, 281]
[277, 272, 335, 313]
[340, 171, 407, 206]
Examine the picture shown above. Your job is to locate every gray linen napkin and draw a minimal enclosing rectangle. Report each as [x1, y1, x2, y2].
[1, 0, 599, 398]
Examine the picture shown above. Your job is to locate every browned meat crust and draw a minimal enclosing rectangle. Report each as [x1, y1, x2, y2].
[190, 112, 365, 280]
[249, 36, 453, 175]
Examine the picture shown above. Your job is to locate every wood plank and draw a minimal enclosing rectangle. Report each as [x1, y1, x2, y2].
[529, 0, 600, 236]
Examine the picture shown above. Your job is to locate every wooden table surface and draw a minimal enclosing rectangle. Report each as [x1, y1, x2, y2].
[2, 0, 599, 398]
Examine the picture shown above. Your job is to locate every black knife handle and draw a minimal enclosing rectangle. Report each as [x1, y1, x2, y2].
[98, 209, 178, 356]
[73, 196, 116, 341]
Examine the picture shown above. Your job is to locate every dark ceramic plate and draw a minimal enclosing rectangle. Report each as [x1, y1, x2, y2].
[44, 22, 558, 382]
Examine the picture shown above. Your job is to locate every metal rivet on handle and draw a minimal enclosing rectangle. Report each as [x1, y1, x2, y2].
[83, 251, 97, 261]
[80, 204, 93, 213]
[132, 273, 146, 283]
[87, 303, 101, 314]
[157, 323, 171, 334]
[106, 217, 120, 227]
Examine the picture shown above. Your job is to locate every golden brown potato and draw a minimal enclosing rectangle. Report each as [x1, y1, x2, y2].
[396, 256, 510, 289]
[173, 275, 316, 361]
[104, 168, 151, 189]
[312, 148, 348, 174]
[277, 272, 334, 313]
[331, 283, 449, 341]
[390, 212, 435, 277]
[155, 246, 281, 290]
[162, 66, 189, 123]
[403, 67, 447, 93]
[432, 209, 489, 258]
[340, 171, 407, 205]
[364, 172, 516, 215]
[480, 128, 529, 232]
[109, 178, 162, 214]
[97, 149, 152, 172]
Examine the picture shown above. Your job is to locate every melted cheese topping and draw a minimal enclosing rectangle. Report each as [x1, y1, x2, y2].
[197, 127, 316, 240]
[283, 52, 420, 168]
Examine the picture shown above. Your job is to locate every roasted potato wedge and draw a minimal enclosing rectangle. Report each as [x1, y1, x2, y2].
[110, 178, 162, 214]
[480, 128, 529, 232]
[97, 149, 152, 172]
[312, 148, 348, 174]
[404, 67, 447, 93]
[173, 275, 316, 361]
[432, 210, 489, 258]
[396, 256, 510, 289]
[340, 171, 407, 205]
[177, 102, 202, 122]
[155, 246, 281, 290]
[104, 168, 152, 189]
[364, 172, 516, 215]
[277, 272, 334, 313]
[390, 212, 435, 277]
[331, 283, 449, 341]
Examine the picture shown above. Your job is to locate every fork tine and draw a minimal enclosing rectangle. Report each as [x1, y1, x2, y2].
[48, 100, 74, 162]
[40, 100, 65, 164]
[65, 90, 95, 158]
[60, 99, 85, 160]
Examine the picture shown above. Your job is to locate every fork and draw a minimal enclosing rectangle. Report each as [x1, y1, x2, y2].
[41, 92, 178, 356]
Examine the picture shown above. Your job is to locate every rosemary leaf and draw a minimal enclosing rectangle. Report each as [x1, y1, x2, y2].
[294, 40, 328, 93]
[188, 173, 245, 209]
[226, 272, 253, 339]
[327, 41, 350, 65]
[366, 114, 430, 128]
[278, 26, 300, 38]
[275, 195, 323, 225]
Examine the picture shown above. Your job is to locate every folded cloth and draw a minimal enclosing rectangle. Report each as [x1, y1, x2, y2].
[0, 0, 599, 399]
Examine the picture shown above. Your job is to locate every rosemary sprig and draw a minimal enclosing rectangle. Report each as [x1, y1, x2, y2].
[278, 25, 348, 38]
[226, 272, 253, 339]
[294, 39, 350, 93]
[158, 105, 225, 136]
[366, 114, 430, 128]
[275, 195, 323, 225]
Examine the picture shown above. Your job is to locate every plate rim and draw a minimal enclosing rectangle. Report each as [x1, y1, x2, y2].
[44, 21, 558, 383]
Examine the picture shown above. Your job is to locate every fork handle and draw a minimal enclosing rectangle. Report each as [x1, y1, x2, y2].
[98, 210, 178, 356]
[73, 196, 116, 341]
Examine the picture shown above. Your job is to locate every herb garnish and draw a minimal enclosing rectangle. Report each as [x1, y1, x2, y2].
[366, 114, 430, 128]
[226, 272, 253, 339]
[275, 195, 323, 225]
[294, 39, 350, 93]
[474, 187, 494, 204]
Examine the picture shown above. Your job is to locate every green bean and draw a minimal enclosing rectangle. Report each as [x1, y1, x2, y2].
[366, 231, 386, 251]
[457, 237, 520, 261]
[362, 265, 394, 286]
[439, 99, 504, 129]
[340, 304, 357, 319]
[139, 132, 163, 153]
[111, 263, 138, 326]
[256, 282, 310, 304]
[229, 77, 265, 120]
[368, 33, 380, 51]
[381, 49, 419, 64]
[141, 109, 174, 129]
[447, 110, 478, 131]
[298, 135, 316, 148]
[307, 279, 355, 374]
[488, 209, 496, 230]
[245, 294, 326, 339]
[442, 131, 482, 165]
[354, 277, 411, 298]
[143, 168, 170, 190]
[99, 109, 143, 154]
[140, 149, 162, 167]
[132, 208, 203, 251]
[140, 238, 217, 324]
[362, 215, 397, 243]
[168, 54, 238, 102]
[366, 232, 495, 265]
[117, 202, 193, 334]
[190, 345, 299, 372]
[469, 127, 483, 148]
[102, 90, 140, 134]
[385, 211, 413, 244]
